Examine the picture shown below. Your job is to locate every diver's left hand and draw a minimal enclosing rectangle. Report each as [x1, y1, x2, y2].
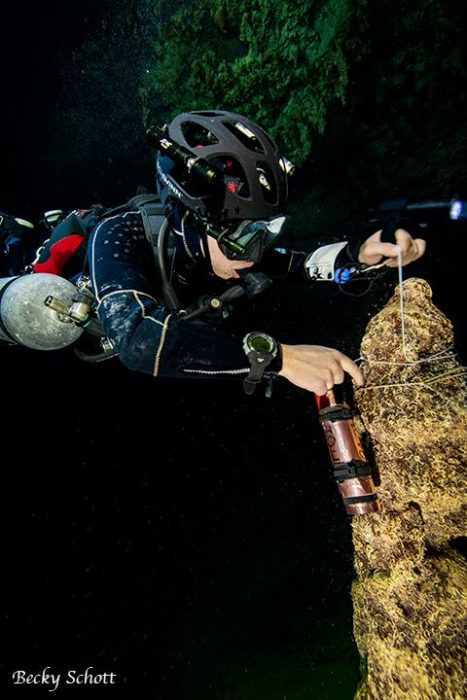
[358, 228, 426, 268]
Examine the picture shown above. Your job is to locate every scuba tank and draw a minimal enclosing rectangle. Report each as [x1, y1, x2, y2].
[0, 273, 87, 350]
[316, 390, 379, 515]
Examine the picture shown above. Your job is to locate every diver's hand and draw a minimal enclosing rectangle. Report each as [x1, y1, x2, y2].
[278, 344, 363, 395]
[358, 228, 426, 268]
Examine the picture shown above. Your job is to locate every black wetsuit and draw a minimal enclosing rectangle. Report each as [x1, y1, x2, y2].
[89, 205, 309, 379]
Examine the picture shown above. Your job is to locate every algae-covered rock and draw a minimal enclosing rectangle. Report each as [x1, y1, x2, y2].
[351, 278, 467, 700]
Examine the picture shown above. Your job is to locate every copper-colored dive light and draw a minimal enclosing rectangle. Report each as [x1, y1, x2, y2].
[316, 390, 379, 515]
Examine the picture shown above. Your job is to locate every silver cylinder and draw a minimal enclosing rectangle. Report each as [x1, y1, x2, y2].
[0, 274, 84, 350]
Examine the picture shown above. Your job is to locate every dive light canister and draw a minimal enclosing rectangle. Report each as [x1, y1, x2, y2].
[147, 125, 223, 189]
[317, 391, 379, 515]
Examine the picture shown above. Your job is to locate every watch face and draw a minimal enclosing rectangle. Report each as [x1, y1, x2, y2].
[248, 333, 275, 354]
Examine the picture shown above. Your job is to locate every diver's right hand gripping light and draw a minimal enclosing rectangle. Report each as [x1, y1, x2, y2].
[316, 391, 379, 516]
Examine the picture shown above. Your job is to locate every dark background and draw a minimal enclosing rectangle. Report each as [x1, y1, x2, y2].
[1, 3, 465, 699]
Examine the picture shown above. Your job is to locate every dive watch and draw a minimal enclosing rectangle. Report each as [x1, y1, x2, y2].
[242, 331, 281, 396]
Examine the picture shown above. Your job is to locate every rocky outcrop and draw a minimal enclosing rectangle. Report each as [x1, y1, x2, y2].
[351, 278, 467, 700]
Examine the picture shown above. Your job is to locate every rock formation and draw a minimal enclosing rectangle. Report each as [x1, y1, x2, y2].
[351, 278, 467, 700]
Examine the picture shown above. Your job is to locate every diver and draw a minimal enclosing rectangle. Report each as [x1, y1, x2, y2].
[87, 110, 426, 396]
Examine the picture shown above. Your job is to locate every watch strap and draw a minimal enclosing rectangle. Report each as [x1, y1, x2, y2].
[243, 351, 275, 395]
[242, 332, 282, 396]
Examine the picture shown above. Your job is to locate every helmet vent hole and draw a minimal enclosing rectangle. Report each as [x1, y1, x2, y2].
[181, 121, 219, 147]
[223, 121, 265, 153]
[192, 111, 220, 117]
[257, 162, 277, 203]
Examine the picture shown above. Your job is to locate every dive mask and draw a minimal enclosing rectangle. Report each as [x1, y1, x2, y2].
[209, 215, 288, 263]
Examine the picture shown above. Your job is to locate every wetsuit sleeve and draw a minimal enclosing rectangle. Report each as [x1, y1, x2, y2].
[260, 247, 309, 280]
[89, 212, 251, 379]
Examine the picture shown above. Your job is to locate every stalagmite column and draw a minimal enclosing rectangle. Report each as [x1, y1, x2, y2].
[351, 278, 467, 700]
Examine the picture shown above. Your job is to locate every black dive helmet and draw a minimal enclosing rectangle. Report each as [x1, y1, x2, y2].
[155, 110, 294, 261]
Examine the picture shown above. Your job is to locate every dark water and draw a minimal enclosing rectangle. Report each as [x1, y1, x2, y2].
[2, 287, 364, 700]
[1, 5, 466, 699]
[2, 256, 465, 700]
